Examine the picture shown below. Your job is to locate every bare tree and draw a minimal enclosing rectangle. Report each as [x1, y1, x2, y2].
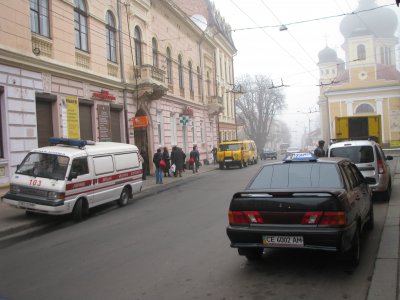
[236, 74, 286, 151]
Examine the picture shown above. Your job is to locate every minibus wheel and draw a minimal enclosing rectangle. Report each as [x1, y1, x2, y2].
[118, 187, 130, 207]
[72, 198, 84, 222]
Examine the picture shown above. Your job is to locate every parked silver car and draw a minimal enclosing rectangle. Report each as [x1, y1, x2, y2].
[328, 140, 393, 200]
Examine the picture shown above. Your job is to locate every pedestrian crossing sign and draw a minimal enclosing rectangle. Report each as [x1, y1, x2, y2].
[179, 115, 190, 126]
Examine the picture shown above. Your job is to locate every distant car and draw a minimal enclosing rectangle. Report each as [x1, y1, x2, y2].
[328, 140, 393, 201]
[226, 152, 374, 266]
[260, 148, 277, 160]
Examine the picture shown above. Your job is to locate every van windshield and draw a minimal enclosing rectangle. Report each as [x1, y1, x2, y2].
[219, 144, 240, 151]
[16, 152, 70, 180]
[330, 146, 374, 164]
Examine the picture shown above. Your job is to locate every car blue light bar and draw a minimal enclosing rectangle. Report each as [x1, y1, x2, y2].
[48, 137, 88, 148]
[284, 152, 317, 162]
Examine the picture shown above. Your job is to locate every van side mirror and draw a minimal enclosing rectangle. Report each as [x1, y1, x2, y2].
[68, 171, 78, 181]
[386, 155, 393, 161]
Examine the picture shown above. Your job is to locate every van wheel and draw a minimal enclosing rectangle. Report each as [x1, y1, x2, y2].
[118, 187, 130, 207]
[380, 180, 392, 201]
[219, 163, 224, 170]
[72, 198, 84, 222]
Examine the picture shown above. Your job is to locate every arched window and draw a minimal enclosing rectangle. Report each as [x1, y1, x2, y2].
[355, 103, 374, 114]
[106, 11, 116, 62]
[152, 38, 158, 67]
[30, 0, 50, 37]
[178, 55, 184, 89]
[357, 44, 366, 60]
[134, 26, 142, 66]
[166, 47, 172, 84]
[188, 61, 193, 92]
[74, 0, 88, 51]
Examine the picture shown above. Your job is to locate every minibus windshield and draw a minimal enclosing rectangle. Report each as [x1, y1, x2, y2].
[16, 152, 70, 180]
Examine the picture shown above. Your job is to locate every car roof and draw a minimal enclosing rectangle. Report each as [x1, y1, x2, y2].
[264, 156, 348, 166]
[330, 140, 377, 148]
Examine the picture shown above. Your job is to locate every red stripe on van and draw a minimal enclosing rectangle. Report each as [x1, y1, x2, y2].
[66, 180, 92, 191]
[65, 177, 142, 199]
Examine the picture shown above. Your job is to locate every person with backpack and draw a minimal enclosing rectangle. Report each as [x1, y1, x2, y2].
[153, 148, 164, 184]
[189, 145, 200, 174]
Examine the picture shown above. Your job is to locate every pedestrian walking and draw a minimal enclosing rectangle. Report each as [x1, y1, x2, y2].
[153, 148, 164, 184]
[189, 145, 200, 173]
[140, 148, 148, 180]
[163, 147, 171, 177]
[314, 140, 326, 157]
[212, 146, 217, 164]
[171, 146, 185, 177]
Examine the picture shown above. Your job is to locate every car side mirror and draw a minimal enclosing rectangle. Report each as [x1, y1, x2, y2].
[386, 155, 393, 161]
[68, 171, 78, 181]
[364, 176, 376, 185]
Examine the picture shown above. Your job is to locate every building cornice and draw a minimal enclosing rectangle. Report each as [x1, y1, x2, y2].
[324, 84, 400, 97]
[0, 48, 124, 90]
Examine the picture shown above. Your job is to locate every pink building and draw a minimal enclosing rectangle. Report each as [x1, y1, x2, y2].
[0, 0, 236, 185]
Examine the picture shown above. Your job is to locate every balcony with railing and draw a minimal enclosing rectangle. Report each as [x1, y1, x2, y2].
[207, 95, 224, 115]
[133, 64, 168, 100]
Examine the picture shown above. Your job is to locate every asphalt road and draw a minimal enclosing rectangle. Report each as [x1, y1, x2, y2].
[0, 160, 391, 300]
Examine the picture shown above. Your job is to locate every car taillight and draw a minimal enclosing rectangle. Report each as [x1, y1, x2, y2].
[301, 211, 346, 226]
[229, 211, 263, 225]
[377, 159, 385, 174]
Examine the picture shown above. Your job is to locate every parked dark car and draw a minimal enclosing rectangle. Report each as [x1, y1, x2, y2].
[226, 153, 374, 266]
[260, 148, 277, 160]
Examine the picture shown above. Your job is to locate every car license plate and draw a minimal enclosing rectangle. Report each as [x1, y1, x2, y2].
[263, 236, 304, 248]
[225, 159, 232, 162]
[18, 201, 35, 208]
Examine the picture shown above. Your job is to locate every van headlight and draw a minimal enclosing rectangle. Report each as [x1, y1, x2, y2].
[10, 184, 20, 194]
[47, 191, 65, 201]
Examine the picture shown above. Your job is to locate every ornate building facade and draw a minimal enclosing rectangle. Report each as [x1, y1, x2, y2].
[318, 0, 400, 147]
[0, 0, 236, 186]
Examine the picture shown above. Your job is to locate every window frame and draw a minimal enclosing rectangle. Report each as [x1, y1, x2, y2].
[74, 0, 88, 52]
[166, 47, 172, 84]
[106, 11, 117, 63]
[178, 55, 184, 89]
[152, 38, 159, 68]
[188, 61, 193, 92]
[30, 0, 50, 37]
[134, 26, 142, 66]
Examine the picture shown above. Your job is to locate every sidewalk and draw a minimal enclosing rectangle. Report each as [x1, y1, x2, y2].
[0, 162, 218, 239]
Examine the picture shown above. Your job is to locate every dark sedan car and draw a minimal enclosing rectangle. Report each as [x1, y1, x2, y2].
[260, 148, 277, 160]
[226, 153, 374, 266]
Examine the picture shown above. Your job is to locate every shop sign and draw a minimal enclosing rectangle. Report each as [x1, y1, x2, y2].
[132, 116, 149, 128]
[183, 106, 194, 116]
[66, 96, 80, 139]
[92, 90, 116, 101]
[98, 105, 112, 141]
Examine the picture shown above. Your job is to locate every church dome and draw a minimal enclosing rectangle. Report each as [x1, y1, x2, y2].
[318, 46, 338, 63]
[340, 0, 397, 38]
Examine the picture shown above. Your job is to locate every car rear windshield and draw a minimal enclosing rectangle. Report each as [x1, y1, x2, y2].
[249, 163, 342, 189]
[330, 145, 374, 163]
[219, 143, 240, 151]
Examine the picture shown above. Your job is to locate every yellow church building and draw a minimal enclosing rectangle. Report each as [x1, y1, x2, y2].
[318, 0, 400, 147]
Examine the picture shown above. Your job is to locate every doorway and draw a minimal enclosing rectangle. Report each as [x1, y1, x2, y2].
[134, 109, 150, 175]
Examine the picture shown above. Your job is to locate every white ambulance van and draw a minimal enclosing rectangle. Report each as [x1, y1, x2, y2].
[2, 138, 143, 221]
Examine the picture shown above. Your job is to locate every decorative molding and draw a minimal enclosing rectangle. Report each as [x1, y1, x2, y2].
[42, 73, 51, 93]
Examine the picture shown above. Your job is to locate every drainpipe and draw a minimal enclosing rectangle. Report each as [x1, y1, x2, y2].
[198, 32, 209, 161]
[117, 0, 130, 144]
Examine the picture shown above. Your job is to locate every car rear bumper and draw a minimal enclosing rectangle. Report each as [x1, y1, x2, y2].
[226, 223, 356, 253]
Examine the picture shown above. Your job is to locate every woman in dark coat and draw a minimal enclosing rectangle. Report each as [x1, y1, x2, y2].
[171, 146, 185, 177]
[162, 147, 171, 177]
